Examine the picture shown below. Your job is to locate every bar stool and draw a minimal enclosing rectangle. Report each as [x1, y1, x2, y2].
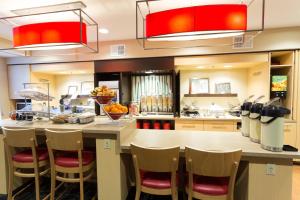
[131, 144, 180, 200]
[185, 147, 242, 200]
[45, 129, 95, 200]
[2, 127, 49, 200]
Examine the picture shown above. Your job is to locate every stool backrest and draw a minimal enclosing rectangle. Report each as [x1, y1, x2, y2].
[131, 144, 180, 172]
[185, 147, 242, 177]
[45, 129, 83, 151]
[2, 127, 37, 148]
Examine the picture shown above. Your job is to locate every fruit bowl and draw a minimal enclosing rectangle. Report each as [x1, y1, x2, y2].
[106, 112, 126, 120]
[91, 95, 115, 104]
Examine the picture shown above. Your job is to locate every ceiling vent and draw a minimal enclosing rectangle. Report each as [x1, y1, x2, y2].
[232, 35, 254, 49]
[110, 44, 126, 57]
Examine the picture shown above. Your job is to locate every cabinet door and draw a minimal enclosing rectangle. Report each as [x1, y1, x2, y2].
[175, 120, 203, 131]
[284, 123, 297, 147]
[203, 120, 235, 132]
[8, 65, 30, 99]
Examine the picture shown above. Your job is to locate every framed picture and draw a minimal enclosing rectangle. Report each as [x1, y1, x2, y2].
[81, 81, 94, 95]
[215, 82, 231, 94]
[189, 78, 209, 94]
[68, 86, 78, 95]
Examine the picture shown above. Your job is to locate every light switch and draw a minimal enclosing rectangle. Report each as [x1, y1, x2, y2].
[266, 164, 276, 176]
[104, 139, 111, 149]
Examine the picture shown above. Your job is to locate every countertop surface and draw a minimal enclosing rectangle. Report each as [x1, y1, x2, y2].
[0, 118, 134, 135]
[121, 129, 300, 159]
[132, 114, 241, 121]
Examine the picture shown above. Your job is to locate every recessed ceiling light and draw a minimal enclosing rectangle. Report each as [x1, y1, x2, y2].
[224, 65, 233, 68]
[99, 28, 109, 34]
[196, 66, 205, 69]
[145, 71, 153, 74]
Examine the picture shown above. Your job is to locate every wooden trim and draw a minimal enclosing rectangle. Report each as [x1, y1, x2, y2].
[95, 57, 175, 73]
[184, 93, 238, 97]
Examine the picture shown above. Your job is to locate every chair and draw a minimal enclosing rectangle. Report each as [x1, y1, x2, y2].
[45, 129, 95, 200]
[2, 127, 49, 200]
[185, 147, 242, 200]
[131, 144, 180, 200]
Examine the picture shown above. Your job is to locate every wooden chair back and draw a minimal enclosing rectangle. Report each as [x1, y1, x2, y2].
[185, 147, 242, 177]
[131, 144, 180, 172]
[45, 129, 83, 151]
[2, 127, 37, 148]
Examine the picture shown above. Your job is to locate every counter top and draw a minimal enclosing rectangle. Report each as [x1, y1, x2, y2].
[177, 116, 241, 121]
[121, 129, 300, 160]
[132, 114, 242, 121]
[133, 115, 175, 120]
[0, 117, 135, 136]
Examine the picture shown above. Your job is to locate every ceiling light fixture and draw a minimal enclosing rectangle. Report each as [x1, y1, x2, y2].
[146, 4, 247, 41]
[13, 22, 87, 51]
[145, 71, 153, 74]
[99, 28, 109, 34]
[0, 1, 98, 55]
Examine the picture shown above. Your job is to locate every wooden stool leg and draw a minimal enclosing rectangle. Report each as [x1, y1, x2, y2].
[172, 190, 178, 200]
[50, 169, 56, 200]
[135, 187, 141, 200]
[35, 175, 40, 200]
[7, 166, 14, 200]
[80, 172, 84, 200]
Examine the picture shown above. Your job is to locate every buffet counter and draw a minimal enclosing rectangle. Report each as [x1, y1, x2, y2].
[0, 118, 299, 200]
[0, 117, 136, 200]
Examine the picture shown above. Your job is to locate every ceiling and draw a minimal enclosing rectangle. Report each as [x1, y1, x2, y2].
[0, 0, 300, 42]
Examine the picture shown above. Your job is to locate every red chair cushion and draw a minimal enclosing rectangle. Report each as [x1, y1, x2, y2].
[187, 175, 229, 196]
[13, 148, 48, 163]
[141, 171, 172, 189]
[55, 150, 95, 168]
[140, 171, 179, 189]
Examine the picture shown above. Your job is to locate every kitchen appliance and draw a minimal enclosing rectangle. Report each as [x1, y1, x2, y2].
[271, 75, 287, 98]
[241, 102, 252, 137]
[260, 105, 290, 152]
[249, 103, 264, 143]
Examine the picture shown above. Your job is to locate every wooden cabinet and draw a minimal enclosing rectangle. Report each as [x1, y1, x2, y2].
[284, 123, 297, 147]
[175, 120, 203, 131]
[8, 65, 31, 99]
[203, 120, 236, 132]
[175, 119, 239, 132]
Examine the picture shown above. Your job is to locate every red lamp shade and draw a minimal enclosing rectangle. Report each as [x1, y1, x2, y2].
[13, 22, 87, 50]
[146, 4, 247, 41]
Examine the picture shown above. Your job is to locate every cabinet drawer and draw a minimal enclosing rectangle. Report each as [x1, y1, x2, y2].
[175, 120, 203, 131]
[203, 121, 235, 132]
[284, 123, 297, 147]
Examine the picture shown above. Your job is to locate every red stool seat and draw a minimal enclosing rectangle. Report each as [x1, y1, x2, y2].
[187, 175, 229, 196]
[141, 171, 172, 189]
[13, 148, 48, 163]
[55, 150, 95, 168]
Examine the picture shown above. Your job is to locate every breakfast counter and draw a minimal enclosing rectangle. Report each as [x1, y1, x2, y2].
[0, 117, 136, 200]
[0, 118, 299, 200]
[120, 129, 300, 200]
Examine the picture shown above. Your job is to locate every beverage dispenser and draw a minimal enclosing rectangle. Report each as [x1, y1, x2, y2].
[260, 105, 290, 152]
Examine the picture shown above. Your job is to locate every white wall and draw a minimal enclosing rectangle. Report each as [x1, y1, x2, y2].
[0, 58, 11, 119]
[55, 74, 94, 96]
[180, 69, 248, 110]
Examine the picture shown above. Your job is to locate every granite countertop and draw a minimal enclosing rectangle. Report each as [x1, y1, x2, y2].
[121, 129, 300, 160]
[0, 117, 135, 135]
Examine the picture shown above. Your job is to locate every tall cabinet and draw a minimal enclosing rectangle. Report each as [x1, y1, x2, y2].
[269, 51, 298, 148]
